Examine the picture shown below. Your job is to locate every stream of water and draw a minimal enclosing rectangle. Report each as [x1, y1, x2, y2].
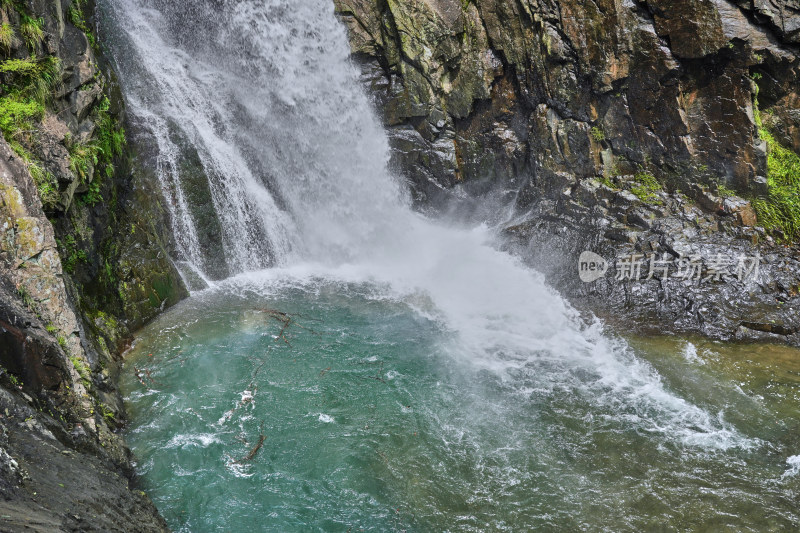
[100, 0, 800, 530]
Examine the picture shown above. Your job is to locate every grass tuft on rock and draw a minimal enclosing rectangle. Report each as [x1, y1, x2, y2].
[630, 171, 663, 204]
[0, 56, 61, 137]
[716, 183, 736, 198]
[19, 14, 44, 52]
[0, 54, 63, 206]
[0, 22, 17, 51]
[752, 128, 800, 242]
[0, 96, 43, 135]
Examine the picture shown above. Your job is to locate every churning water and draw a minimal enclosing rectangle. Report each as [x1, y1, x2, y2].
[99, 0, 800, 530]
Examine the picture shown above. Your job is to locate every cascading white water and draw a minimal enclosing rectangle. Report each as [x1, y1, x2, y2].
[103, 0, 297, 281]
[101, 0, 749, 449]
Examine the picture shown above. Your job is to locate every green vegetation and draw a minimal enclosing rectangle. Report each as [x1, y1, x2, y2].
[100, 403, 116, 423]
[763, 129, 800, 188]
[0, 23, 15, 51]
[68, 0, 96, 48]
[69, 354, 92, 386]
[0, 95, 43, 134]
[1, 26, 123, 209]
[0, 56, 59, 129]
[97, 97, 127, 156]
[0, 57, 37, 74]
[28, 160, 60, 206]
[1, 2, 122, 213]
[93, 309, 119, 332]
[749, 79, 800, 241]
[16, 284, 35, 309]
[69, 140, 101, 182]
[104, 257, 114, 280]
[57, 234, 89, 273]
[1, 50, 62, 206]
[74, 97, 127, 205]
[590, 126, 605, 142]
[598, 175, 618, 190]
[716, 183, 736, 198]
[752, 127, 800, 241]
[2, 363, 23, 388]
[630, 171, 663, 204]
[19, 15, 43, 52]
[79, 178, 103, 206]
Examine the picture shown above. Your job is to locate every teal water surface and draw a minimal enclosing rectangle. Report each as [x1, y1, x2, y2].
[121, 275, 800, 532]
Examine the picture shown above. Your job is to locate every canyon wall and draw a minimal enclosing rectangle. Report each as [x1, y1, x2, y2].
[0, 0, 183, 529]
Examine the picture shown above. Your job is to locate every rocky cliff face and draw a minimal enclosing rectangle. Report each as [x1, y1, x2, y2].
[336, 0, 799, 199]
[335, 0, 800, 344]
[1, 0, 183, 529]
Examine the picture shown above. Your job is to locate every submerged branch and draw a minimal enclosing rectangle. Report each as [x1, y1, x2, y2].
[358, 361, 387, 384]
[233, 422, 266, 464]
[133, 366, 161, 388]
[255, 307, 322, 346]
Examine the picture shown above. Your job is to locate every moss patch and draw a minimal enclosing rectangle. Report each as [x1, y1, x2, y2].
[68, 0, 97, 48]
[57, 234, 89, 274]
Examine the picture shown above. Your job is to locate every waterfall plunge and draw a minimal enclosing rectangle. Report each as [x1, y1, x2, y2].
[102, 0, 749, 450]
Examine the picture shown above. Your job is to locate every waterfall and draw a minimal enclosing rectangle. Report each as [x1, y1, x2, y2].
[100, 0, 749, 450]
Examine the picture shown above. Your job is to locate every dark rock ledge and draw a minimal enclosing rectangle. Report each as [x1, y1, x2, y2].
[503, 175, 800, 345]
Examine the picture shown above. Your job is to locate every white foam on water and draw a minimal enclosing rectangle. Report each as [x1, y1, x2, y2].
[682, 342, 705, 365]
[165, 433, 221, 449]
[782, 455, 800, 479]
[226, 462, 256, 478]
